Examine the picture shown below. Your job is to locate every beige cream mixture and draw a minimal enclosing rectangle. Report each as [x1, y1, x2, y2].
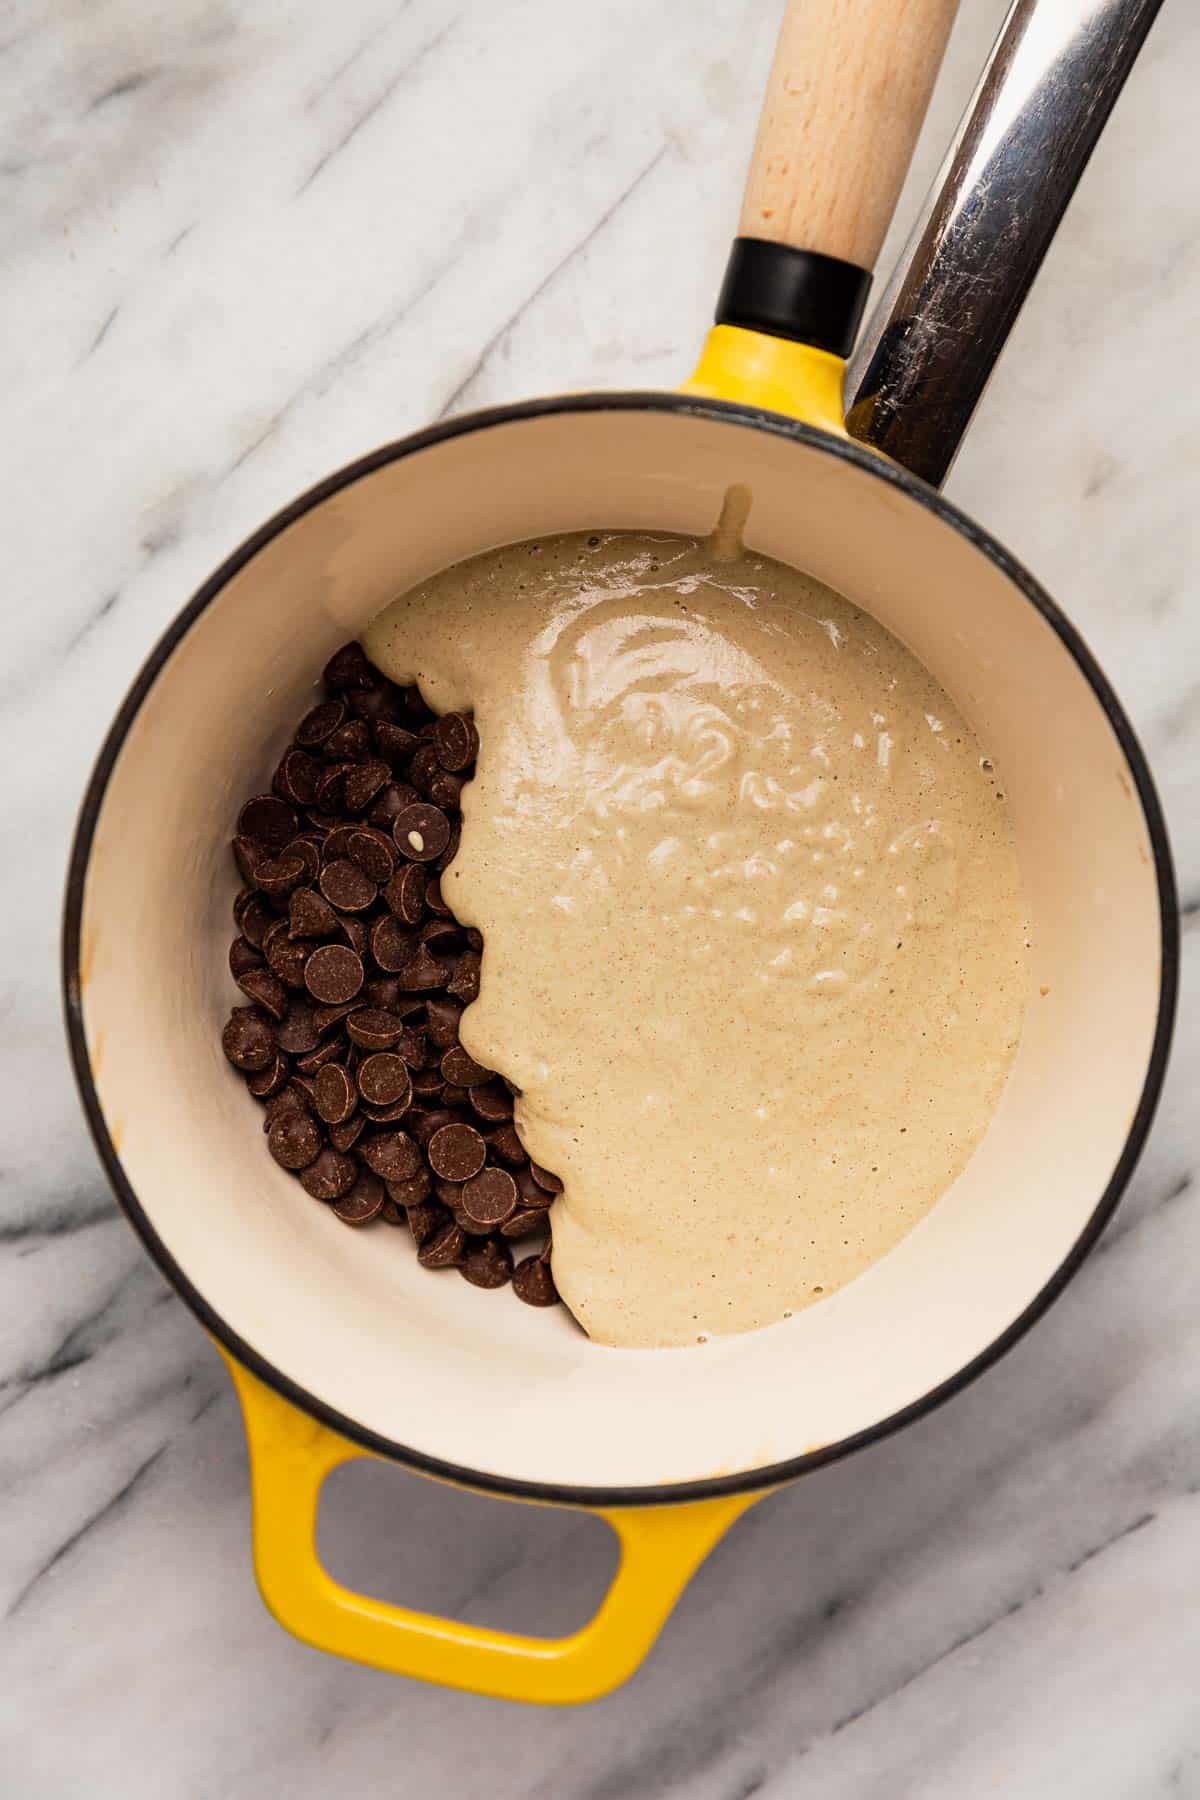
[365, 527, 1027, 1349]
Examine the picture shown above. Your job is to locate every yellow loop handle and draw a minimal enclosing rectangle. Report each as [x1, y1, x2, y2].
[225, 1355, 763, 1705]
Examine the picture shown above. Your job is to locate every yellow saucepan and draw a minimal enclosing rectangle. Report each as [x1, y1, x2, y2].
[64, 0, 1176, 1703]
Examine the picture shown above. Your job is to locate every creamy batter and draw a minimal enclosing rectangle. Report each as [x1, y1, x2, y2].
[365, 527, 1027, 1348]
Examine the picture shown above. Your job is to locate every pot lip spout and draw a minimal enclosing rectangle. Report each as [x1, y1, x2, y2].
[61, 391, 1179, 1508]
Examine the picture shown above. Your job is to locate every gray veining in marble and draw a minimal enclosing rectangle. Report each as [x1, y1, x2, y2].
[1, 1, 1196, 1794]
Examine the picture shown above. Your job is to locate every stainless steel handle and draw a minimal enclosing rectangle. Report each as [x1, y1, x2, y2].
[846, 0, 1165, 487]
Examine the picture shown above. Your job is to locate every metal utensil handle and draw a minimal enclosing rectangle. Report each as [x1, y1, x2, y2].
[847, 0, 1165, 487]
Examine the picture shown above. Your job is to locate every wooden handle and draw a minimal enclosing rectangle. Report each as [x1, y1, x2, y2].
[740, 0, 959, 271]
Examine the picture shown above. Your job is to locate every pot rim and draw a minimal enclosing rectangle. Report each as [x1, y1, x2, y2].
[62, 391, 1179, 1508]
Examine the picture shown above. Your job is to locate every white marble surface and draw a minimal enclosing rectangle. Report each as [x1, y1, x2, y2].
[2, 0, 1197, 1792]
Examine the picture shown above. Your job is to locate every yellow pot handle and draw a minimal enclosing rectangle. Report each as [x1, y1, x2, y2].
[682, 325, 850, 436]
[684, 0, 958, 432]
[225, 1354, 762, 1705]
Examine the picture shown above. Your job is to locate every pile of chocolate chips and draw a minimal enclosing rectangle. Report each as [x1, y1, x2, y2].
[220, 641, 560, 1309]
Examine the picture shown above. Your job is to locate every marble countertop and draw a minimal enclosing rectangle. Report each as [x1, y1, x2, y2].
[3, 0, 1197, 1792]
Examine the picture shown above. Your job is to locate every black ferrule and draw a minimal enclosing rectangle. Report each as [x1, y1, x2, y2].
[715, 238, 872, 358]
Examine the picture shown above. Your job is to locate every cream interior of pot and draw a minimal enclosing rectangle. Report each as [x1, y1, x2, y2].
[77, 408, 1164, 1491]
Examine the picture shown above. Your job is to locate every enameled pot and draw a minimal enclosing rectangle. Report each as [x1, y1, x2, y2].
[63, 0, 1177, 1703]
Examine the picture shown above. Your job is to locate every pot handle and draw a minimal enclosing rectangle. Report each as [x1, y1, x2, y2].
[226, 1355, 762, 1705]
[686, 0, 958, 431]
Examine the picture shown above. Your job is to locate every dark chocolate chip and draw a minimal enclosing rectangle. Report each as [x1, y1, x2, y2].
[222, 1007, 276, 1072]
[346, 1007, 405, 1051]
[337, 915, 369, 959]
[238, 893, 276, 949]
[313, 999, 359, 1036]
[426, 768, 465, 810]
[385, 1168, 432, 1208]
[433, 711, 479, 772]
[375, 721, 420, 761]
[435, 819, 462, 873]
[324, 641, 376, 692]
[357, 1053, 412, 1110]
[360, 1096, 413, 1124]
[465, 927, 484, 953]
[418, 1221, 467, 1269]
[459, 1166, 517, 1229]
[314, 1063, 357, 1124]
[411, 1107, 463, 1149]
[261, 916, 288, 954]
[369, 782, 421, 829]
[264, 1080, 313, 1123]
[380, 1198, 407, 1226]
[301, 1147, 360, 1201]
[408, 740, 440, 790]
[320, 824, 360, 864]
[274, 749, 321, 808]
[229, 936, 262, 979]
[419, 917, 463, 954]
[501, 1208, 548, 1241]
[424, 995, 464, 1049]
[441, 1084, 470, 1109]
[394, 1025, 428, 1068]
[461, 1237, 513, 1289]
[304, 943, 364, 1005]
[529, 1162, 564, 1195]
[427, 1122, 486, 1182]
[369, 914, 416, 974]
[487, 1123, 528, 1166]
[275, 1004, 321, 1055]
[329, 1114, 366, 1152]
[350, 683, 403, 725]
[288, 887, 338, 940]
[238, 794, 299, 850]
[441, 1045, 492, 1087]
[265, 933, 311, 990]
[324, 719, 372, 763]
[263, 1086, 310, 1131]
[268, 1110, 322, 1171]
[246, 1052, 290, 1099]
[470, 1080, 513, 1124]
[344, 760, 391, 814]
[363, 981, 425, 1017]
[446, 951, 481, 1003]
[358, 1131, 422, 1181]
[319, 859, 377, 913]
[295, 1037, 344, 1074]
[406, 1200, 448, 1247]
[347, 825, 397, 883]
[398, 683, 434, 724]
[384, 863, 427, 926]
[515, 1166, 554, 1208]
[424, 876, 452, 918]
[296, 697, 347, 747]
[512, 1250, 559, 1307]
[332, 1169, 385, 1221]
[393, 803, 450, 863]
[283, 837, 321, 882]
[235, 964, 290, 1021]
[232, 835, 267, 884]
[314, 763, 352, 812]
[454, 1205, 490, 1237]
[397, 944, 448, 992]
